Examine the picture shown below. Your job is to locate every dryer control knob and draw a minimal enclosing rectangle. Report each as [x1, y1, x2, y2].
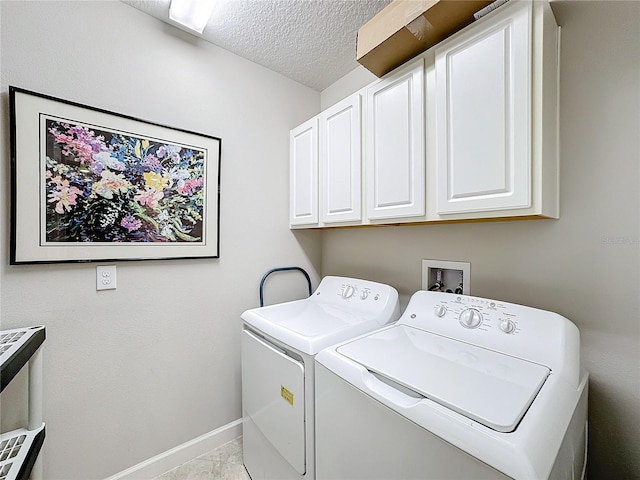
[360, 290, 370, 300]
[459, 308, 483, 329]
[500, 319, 516, 334]
[341, 285, 356, 299]
[434, 305, 447, 317]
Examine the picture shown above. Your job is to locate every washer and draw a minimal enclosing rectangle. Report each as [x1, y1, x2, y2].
[241, 276, 400, 480]
[315, 291, 589, 480]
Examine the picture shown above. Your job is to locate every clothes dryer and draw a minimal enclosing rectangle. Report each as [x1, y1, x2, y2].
[315, 291, 588, 480]
[241, 276, 400, 480]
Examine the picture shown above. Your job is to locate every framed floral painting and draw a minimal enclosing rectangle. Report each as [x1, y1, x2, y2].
[9, 86, 221, 264]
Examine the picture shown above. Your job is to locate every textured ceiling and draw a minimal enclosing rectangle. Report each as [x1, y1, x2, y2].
[123, 0, 392, 91]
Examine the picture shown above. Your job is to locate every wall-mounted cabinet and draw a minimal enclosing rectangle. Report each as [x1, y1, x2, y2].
[289, 62, 425, 229]
[435, 2, 532, 214]
[320, 94, 362, 225]
[432, 0, 559, 220]
[289, 93, 362, 228]
[289, 118, 318, 227]
[290, 0, 559, 229]
[365, 59, 425, 221]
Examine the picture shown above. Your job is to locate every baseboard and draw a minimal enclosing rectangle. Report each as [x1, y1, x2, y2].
[105, 418, 243, 480]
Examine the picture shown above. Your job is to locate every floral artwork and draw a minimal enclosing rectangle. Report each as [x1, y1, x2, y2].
[10, 87, 220, 263]
[44, 118, 206, 244]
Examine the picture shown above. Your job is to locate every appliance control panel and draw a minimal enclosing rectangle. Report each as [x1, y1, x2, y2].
[339, 283, 373, 301]
[428, 295, 520, 334]
[400, 291, 580, 371]
[311, 276, 401, 323]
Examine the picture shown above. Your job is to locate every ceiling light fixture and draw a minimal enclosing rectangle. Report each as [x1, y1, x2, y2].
[169, 0, 216, 34]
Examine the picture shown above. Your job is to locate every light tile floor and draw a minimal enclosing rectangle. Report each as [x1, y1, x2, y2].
[154, 437, 250, 480]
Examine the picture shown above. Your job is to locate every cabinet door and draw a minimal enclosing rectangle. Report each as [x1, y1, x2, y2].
[320, 93, 362, 224]
[435, 1, 532, 214]
[365, 59, 425, 220]
[290, 118, 318, 226]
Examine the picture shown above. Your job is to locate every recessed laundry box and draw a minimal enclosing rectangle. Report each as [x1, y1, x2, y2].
[315, 290, 589, 480]
[241, 276, 400, 480]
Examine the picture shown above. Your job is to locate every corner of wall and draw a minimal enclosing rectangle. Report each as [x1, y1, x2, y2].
[320, 66, 378, 110]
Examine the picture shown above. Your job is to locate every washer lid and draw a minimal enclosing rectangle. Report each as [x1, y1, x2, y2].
[242, 300, 381, 355]
[336, 325, 550, 432]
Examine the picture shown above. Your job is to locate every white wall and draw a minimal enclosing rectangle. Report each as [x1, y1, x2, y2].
[0, 1, 322, 478]
[2, 1, 638, 479]
[321, 1, 640, 478]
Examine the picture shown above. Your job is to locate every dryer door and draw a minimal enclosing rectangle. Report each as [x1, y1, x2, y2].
[241, 329, 306, 474]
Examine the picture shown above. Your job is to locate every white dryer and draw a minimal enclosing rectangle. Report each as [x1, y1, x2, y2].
[315, 291, 589, 480]
[241, 276, 400, 480]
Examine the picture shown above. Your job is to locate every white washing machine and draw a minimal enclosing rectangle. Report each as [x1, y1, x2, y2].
[315, 291, 589, 480]
[241, 276, 400, 480]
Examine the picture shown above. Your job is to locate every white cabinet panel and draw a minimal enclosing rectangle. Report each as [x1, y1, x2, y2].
[320, 94, 362, 224]
[289, 0, 558, 228]
[366, 59, 425, 220]
[290, 118, 318, 226]
[436, 1, 532, 214]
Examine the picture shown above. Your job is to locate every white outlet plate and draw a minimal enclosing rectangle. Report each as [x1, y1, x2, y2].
[422, 259, 470, 295]
[96, 265, 117, 291]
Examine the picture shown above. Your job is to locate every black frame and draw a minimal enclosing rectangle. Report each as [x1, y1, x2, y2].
[9, 86, 221, 264]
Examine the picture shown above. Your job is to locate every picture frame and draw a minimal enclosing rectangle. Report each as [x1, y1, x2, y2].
[9, 86, 221, 264]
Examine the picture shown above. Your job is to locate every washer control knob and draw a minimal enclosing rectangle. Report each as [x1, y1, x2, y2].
[500, 319, 516, 334]
[360, 290, 369, 300]
[342, 285, 356, 299]
[434, 305, 447, 317]
[459, 308, 483, 329]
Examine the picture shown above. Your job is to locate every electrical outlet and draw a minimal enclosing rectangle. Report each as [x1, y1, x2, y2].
[96, 265, 117, 291]
[422, 259, 470, 295]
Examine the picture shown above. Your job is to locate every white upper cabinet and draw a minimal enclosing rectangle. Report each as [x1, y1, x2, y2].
[289, 0, 559, 229]
[320, 93, 362, 224]
[434, 0, 559, 218]
[365, 58, 425, 221]
[290, 118, 318, 226]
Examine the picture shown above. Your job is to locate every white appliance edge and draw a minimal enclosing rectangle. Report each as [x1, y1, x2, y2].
[315, 342, 587, 479]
